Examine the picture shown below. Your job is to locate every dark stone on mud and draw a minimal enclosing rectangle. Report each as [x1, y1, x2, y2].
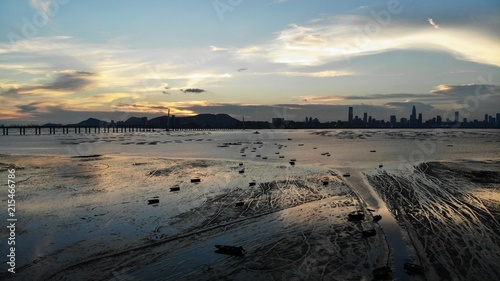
[348, 212, 365, 221]
[148, 199, 159, 204]
[373, 266, 391, 279]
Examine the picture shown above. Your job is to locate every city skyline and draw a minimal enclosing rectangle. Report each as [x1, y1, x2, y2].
[3, 104, 498, 130]
[1, 0, 499, 125]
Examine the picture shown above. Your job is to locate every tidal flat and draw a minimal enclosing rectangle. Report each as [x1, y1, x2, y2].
[0, 129, 499, 280]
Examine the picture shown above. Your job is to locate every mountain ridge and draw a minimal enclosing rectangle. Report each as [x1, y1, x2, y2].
[68, 113, 243, 129]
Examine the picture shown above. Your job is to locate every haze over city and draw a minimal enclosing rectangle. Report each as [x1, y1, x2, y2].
[1, 0, 499, 125]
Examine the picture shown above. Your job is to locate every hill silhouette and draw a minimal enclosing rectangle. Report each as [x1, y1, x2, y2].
[69, 114, 243, 129]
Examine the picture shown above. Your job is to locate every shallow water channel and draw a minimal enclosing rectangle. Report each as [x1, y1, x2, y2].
[344, 171, 411, 281]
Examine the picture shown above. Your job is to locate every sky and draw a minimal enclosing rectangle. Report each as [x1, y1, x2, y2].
[0, 0, 499, 125]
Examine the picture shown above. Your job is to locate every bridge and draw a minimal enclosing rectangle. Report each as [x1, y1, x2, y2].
[1, 126, 242, 135]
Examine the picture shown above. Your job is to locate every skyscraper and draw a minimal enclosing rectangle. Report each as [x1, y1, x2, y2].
[410, 105, 417, 127]
[348, 107, 353, 125]
[390, 115, 396, 127]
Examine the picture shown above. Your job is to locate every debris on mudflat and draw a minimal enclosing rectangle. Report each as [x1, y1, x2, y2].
[362, 229, 376, 237]
[322, 177, 329, 185]
[348, 211, 365, 221]
[404, 262, 424, 274]
[148, 198, 159, 205]
[372, 266, 391, 279]
[215, 245, 245, 256]
[373, 214, 382, 221]
[343, 173, 351, 177]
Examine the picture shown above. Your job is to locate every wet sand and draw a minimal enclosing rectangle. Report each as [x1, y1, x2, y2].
[1, 129, 499, 280]
[0, 154, 389, 280]
[367, 160, 500, 281]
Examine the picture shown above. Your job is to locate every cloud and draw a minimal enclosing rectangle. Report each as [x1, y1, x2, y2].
[427, 18, 440, 29]
[300, 96, 345, 102]
[114, 102, 201, 116]
[45, 71, 95, 91]
[90, 92, 140, 103]
[300, 84, 500, 105]
[181, 88, 207, 93]
[17, 102, 40, 113]
[0, 36, 232, 93]
[278, 70, 353, 78]
[2, 70, 96, 96]
[431, 84, 500, 98]
[209, 45, 230, 52]
[29, 0, 52, 23]
[233, 15, 500, 67]
[301, 93, 431, 103]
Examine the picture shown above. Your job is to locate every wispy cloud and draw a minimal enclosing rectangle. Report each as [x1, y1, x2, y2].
[427, 18, 440, 29]
[29, 0, 52, 23]
[2, 70, 96, 96]
[301, 84, 500, 105]
[234, 16, 500, 67]
[209, 45, 231, 52]
[431, 84, 500, 98]
[277, 70, 353, 78]
[0, 36, 233, 95]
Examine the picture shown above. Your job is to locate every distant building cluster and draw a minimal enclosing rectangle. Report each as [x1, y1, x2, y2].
[2, 108, 500, 130]
[272, 106, 500, 129]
